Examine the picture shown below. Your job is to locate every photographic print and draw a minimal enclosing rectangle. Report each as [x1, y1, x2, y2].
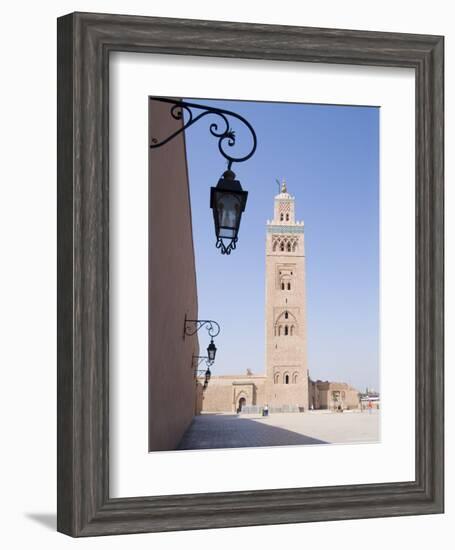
[57, 13, 444, 535]
[148, 97, 380, 452]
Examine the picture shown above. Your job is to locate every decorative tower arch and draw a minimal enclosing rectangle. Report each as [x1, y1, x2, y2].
[265, 180, 308, 409]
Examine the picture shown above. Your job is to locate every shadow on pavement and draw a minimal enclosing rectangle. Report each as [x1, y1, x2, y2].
[177, 414, 327, 450]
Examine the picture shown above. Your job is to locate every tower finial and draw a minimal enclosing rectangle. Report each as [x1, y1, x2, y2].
[281, 178, 287, 193]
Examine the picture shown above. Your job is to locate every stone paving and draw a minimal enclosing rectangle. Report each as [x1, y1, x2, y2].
[177, 410, 380, 450]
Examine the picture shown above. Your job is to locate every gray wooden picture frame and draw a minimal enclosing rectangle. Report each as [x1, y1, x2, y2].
[57, 11, 444, 537]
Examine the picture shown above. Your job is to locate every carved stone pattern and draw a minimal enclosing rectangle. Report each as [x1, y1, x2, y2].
[272, 235, 299, 252]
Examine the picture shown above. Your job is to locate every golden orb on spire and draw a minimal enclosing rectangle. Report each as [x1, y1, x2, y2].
[281, 179, 287, 193]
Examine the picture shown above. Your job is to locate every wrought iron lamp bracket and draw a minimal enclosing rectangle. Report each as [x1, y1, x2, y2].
[184, 318, 221, 339]
[192, 355, 213, 370]
[149, 97, 257, 171]
[195, 368, 209, 377]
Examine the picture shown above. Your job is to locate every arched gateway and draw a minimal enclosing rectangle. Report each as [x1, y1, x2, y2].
[237, 397, 246, 412]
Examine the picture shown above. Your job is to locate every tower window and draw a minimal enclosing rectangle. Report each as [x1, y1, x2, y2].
[284, 311, 288, 319]
[280, 243, 285, 252]
[281, 282, 285, 290]
[284, 326, 289, 336]
[287, 242, 291, 252]
[280, 213, 284, 221]
[286, 213, 289, 221]
[285, 374, 289, 385]
[287, 282, 291, 290]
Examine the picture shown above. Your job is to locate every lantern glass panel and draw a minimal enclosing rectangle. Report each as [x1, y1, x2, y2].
[215, 191, 242, 238]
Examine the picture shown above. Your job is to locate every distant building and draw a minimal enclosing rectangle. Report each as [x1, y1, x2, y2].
[309, 380, 360, 411]
[199, 182, 361, 413]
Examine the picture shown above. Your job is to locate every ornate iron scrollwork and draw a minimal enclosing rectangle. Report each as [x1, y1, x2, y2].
[184, 319, 221, 338]
[150, 97, 257, 171]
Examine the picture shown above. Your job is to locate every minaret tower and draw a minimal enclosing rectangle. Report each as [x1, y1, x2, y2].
[265, 180, 308, 410]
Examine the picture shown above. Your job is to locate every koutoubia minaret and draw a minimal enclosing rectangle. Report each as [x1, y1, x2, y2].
[265, 180, 309, 410]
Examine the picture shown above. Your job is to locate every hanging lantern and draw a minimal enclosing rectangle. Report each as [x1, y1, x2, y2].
[210, 169, 248, 255]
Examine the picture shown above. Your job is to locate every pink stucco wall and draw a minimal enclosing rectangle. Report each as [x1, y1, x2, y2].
[148, 98, 199, 451]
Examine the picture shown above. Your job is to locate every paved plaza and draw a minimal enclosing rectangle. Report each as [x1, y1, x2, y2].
[177, 410, 380, 450]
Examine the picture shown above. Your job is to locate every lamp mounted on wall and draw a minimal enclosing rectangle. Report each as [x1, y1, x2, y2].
[185, 317, 219, 367]
[193, 363, 212, 388]
[202, 366, 212, 390]
[192, 355, 212, 391]
[150, 97, 257, 255]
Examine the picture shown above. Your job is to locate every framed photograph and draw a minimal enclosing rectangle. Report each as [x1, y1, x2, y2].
[57, 12, 444, 536]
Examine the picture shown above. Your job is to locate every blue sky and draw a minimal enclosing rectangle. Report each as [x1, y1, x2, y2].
[184, 99, 379, 392]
